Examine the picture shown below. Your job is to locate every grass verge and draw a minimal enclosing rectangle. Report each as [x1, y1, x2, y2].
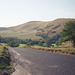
[0, 45, 14, 75]
[22, 45, 75, 56]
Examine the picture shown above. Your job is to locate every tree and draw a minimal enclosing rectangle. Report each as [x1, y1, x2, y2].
[27, 41, 34, 45]
[38, 41, 44, 46]
[61, 21, 75, 47]
[45, 38, 53, 47]
[56, 36, 70, 45]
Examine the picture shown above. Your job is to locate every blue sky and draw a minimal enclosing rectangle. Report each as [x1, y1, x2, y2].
[0, 0, 75, 27]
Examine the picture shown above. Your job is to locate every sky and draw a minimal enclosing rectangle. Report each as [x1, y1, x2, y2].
[0, 0, 75, 27]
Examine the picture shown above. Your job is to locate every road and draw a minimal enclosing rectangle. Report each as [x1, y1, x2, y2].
[8, 48, 75, 75]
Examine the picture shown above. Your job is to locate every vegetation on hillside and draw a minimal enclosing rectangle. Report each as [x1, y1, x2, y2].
[0, 21, 75, 48]
[0, 18, 75, 40]
[0, 19, 75, 75]
[60, 21, 75, 47]
[36, 19, 75, 39]
[0, 36, 59, 47]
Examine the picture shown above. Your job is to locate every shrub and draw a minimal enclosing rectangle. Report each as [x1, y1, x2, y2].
[8, 41, 19, 47]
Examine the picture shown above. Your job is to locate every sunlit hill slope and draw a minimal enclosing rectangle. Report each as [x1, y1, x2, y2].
[0, 18, 75, 40]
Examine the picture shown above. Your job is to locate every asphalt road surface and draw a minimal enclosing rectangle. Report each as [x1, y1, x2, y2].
[8, 48, 75, 75]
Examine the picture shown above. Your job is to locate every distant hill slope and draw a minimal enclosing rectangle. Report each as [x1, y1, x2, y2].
[36, 18, 75, 39]
[0, 27, 9, 31]
[0, 18, 75, 40]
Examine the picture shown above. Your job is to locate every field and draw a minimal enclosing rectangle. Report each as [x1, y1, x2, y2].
[19, 44, 26, 48]
[1, 43, 7, 46]
[0, 30, 42, 40]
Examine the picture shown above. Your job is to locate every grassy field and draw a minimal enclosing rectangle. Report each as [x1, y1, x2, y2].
[0, 30, 42, 40]
[0, 45, 14, 74]
[19, 44, 26, 48]
[1, 43, 7, 46]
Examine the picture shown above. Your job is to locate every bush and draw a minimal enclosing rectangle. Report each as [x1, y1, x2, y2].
[8, 41, 19, 47]
[27, 41, 34, 45]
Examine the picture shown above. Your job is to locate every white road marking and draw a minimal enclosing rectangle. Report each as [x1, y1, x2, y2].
[25, 59, 32, 65]
[10, 48, 20, 56]
[19, 56, 32, 65]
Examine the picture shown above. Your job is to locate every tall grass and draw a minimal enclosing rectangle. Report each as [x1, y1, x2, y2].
[22, 45, 75, 56]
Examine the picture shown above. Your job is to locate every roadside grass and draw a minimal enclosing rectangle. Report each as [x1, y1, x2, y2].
[0, 45, 14, 74]
[0, 45, 4, 57]
[22, 45, 75, 56]
[19, 44, 26, 48]
[1, 43, 8, 46]
[1, 43, 26, 48]
[51, 44, 57, 47]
